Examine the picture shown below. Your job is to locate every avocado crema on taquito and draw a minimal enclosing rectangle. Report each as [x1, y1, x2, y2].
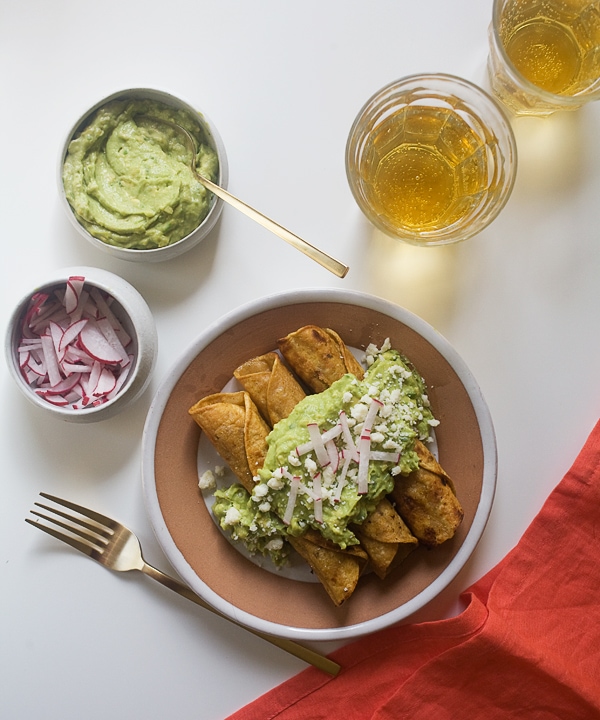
[189, 328, 463, 606]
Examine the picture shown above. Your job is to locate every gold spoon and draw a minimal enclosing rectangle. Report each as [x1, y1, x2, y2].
[142, 116, 349, 278]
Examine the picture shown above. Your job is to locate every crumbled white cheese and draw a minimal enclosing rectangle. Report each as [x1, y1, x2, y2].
[223, 507, 241, 525]
[253, 483, 269, 498]
[267, 475, 285, 490]
[322, 466, 335, 486]
[265, 537, 284, 551]
[351, 402, 368, 422]
[304, 457, 318, 475]
[198, 470, 216, 490]
[287, 452, 302, 467]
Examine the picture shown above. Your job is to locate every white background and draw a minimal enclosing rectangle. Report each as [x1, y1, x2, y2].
[1, 1, 599, 718]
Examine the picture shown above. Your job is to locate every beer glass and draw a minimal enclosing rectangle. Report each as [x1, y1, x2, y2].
[345, 74, 517, 246]
[488, 0, 600, 115]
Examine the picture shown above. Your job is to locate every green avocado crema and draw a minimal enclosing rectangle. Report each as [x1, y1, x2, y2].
[62, 98, 219, 250]
[212, 345, 439, 566]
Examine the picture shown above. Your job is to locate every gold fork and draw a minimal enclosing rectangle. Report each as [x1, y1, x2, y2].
[26, 492, 340, 676]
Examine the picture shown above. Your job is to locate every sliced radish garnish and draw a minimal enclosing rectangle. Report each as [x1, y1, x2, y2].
[89, 287, 132, 347]
[363, 397, 383, 432]
[93, 367, 117, 397]
[86, 360, 102, 397]
[325, 438, 340, 471]
[41, 334, 62, 388]
[295, 439, 313, 457]
[49, 321, 65, 361]
[339, 411, 359, 462]
[96, 317, 130, 366]
[312, 473, 323, 523]
[79, 321, 124, 364]
[357, 429, 372, 495]
[15, 276, 135, 410]
[64, 276, 85, 314]
[307, 423, 330, 467]
[59, 318, 88, 355]
[369, 450, 401, 463]
[283, 475, 301, 525]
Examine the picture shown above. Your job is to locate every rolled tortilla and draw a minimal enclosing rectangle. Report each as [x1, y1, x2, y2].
[233, 352, 306, 426]
[189, 391, 269, 493]
[277, 325, 364, 393]
[351, 498, 418, 579]
[390, 440, 464, 547]
[289, 531, 368, 607]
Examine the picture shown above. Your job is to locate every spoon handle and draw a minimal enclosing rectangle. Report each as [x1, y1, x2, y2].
[197, 174, 349, 279]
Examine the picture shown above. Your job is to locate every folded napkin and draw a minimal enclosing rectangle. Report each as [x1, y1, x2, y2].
[229, 420, 600, 720]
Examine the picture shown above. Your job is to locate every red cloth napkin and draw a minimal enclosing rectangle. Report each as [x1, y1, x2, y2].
[228, 420, 600, 719]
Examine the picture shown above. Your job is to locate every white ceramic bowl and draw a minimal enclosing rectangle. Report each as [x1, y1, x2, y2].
[58, 88, 229, 262]
[6, 266, 157, 422]
[142, 289, 497, 641]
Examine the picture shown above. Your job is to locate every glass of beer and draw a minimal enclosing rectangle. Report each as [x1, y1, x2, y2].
[488, 0, 600, 115]
[345, 74, 517, 246]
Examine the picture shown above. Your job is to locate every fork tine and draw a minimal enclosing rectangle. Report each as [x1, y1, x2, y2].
[29, 508, 108, 549]
[39, 492, 117, 530]
[25, 517, 98, 557]
[33, 502, 112, 540]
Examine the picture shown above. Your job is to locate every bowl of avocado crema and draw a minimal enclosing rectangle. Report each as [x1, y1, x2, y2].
[59, 88, 229, 262]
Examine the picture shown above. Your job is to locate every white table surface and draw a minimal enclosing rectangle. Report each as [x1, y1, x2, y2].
[1, 1, 599, 718]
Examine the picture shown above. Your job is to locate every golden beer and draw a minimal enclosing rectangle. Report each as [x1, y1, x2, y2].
[489, 0, 600, 114]
[360, 106, 488, 234]
[346, 74, 517, 246]
[499, 0, 600, 96]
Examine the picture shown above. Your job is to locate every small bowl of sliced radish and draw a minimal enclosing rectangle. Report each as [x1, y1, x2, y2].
[5, 266, 157, 422]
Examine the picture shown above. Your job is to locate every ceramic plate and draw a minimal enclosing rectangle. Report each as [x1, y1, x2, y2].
[142, 289, 497, 641]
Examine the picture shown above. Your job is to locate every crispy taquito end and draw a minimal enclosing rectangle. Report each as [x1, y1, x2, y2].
[233, 352, 306, 426]
[289, 531, 368, 606]
[277, 325, 365, 393]
[390, 441, 464, 547]
[352, 498, 419, 579]
[188, 391, 269, 493]
[355, 534, 416, 580]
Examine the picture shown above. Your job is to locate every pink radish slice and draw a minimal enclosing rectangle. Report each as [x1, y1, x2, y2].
[64, 276, 85, 314]
[86, 360, 102, 397]
[283, 475, 301, 525]
[89, 287, 132, 347]
[36, 392, 70, 407]
[96, 317, 130, 366]
[41, 334, 62, 388]
[59, 319, 88, 355]
[37, 372, 81, 395]
[79, 321, 125, 364]
[92, 367, 117, 397]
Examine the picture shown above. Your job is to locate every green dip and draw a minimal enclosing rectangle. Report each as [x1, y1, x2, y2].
[62, 98, 219, 250]
[212, 344, 439, 565]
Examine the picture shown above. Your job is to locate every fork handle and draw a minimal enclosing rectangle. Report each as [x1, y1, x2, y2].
[139, 561, 341, 677]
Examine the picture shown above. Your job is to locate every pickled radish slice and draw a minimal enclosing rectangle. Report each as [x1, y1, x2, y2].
[17, 276, 134, 410]
[283, 476, 301, 525]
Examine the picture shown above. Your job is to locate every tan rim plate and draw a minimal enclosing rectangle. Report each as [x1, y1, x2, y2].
[143, 292, 496, 639]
